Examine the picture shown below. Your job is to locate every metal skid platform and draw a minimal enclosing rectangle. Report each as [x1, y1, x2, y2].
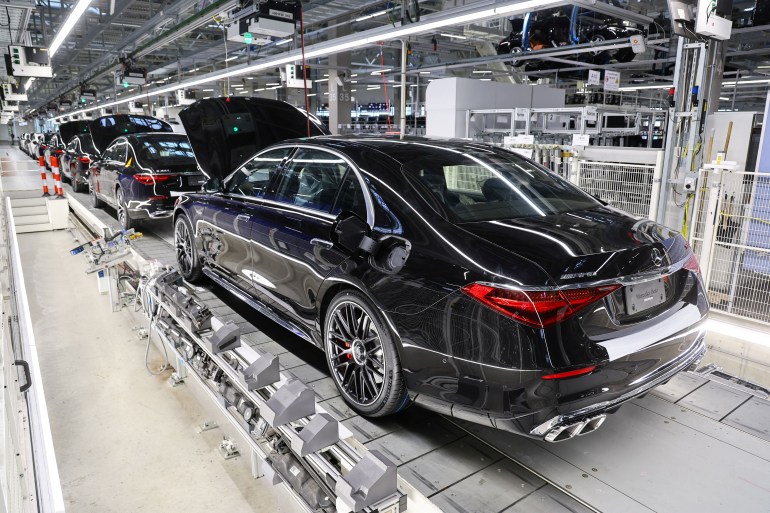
[64, 184, 770, 513]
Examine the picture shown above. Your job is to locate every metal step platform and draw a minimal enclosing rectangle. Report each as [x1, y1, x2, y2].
[62, 183, 770, 513]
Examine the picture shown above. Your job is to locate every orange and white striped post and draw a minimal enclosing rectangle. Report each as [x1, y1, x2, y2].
[50, 156, 63, 197]
[39, 156, 50, 196]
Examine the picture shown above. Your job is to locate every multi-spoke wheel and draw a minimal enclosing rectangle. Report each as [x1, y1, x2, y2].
[174, 215, 202, 282]
[116, 188, 137, 230]
[324, 290, 408, 416]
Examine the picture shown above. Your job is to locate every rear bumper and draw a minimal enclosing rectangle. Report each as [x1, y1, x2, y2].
[412, 319, 707, 440]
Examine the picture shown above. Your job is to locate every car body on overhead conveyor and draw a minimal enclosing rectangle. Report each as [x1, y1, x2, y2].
[173, 97, 709, 442]
[87, 114, 206, 229]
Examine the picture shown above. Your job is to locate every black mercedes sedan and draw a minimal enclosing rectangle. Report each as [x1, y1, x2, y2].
[59, 120, 96, 192]
[88, 114, 206, 229]
[173, 97, 708, 441]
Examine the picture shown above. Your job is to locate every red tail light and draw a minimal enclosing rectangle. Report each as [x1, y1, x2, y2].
[55, 149, 64, 155]
[134, 174, 172, 185]
[683, 252, 701, 275]
[461, 283, 620, 328]
[541, 365, 597, 380]
[78, 156, 91, 164]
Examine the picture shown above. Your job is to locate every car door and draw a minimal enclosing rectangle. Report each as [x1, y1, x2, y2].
[102, 139, 128, 206]
[195, 146, 294, 295]
[246, 146, 359, 328]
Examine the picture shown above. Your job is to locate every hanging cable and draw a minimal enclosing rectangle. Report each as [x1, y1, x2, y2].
[298, 0, 311, 137]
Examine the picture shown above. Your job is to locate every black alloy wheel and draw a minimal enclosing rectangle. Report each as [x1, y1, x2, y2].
[174, 215, 202, 282]
[324, 290, 408, 416]
[116, 188, 137, 230]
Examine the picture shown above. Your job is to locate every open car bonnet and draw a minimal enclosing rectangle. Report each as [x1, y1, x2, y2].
[179, 97, 330, 179]
[88, 114, 173, 154]
[58, 120, 90, 145]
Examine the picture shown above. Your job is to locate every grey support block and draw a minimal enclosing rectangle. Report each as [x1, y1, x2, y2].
[207, 320, 241, 354]
[239, 352, 280, 391]
[261, 379, 316, 427]
[292, 413, 340, 457]
[335, 450, 398, 512]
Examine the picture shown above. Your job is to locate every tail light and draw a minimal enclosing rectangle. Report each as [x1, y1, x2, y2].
[78, 156, 91, 164]
[683, 252, 701, 275]
[541, 365, 597, 380]
[55, 149, 64, 155]
[461, 282, 620, 328]
[134, 174, 172, 185]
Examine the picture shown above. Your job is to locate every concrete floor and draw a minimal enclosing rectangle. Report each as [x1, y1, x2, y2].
[17, 229, 300, 513]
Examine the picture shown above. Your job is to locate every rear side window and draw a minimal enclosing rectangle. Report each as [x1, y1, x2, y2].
[331, 171, 367, 220]
[273, 148, 350, 213]
[224, 147, 292, 197]
[403, 148, 600, 222]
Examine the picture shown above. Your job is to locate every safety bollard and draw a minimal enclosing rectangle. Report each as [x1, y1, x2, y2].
[39, 156, 50, 196]
[51, 156, 63, 197]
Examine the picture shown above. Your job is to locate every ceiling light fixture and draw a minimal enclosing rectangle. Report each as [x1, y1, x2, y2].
[440, 32, 467, 39]
[315, 78, 329, 82]
[371, 68, 392, 75]
[50, 0, 93, 56]
[225, 56, 239, 62]
[355, 9, 390, 22]
[50, 0, 565, 120]
[472, 70, 493, 74]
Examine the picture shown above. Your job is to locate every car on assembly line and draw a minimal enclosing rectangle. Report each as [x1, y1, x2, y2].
[173, 97, 709, 442]
[24, 132, 43, 157]
[43, 133, 66, 170]
[59, 120, 97, 192]
[88, 114, 206, 229]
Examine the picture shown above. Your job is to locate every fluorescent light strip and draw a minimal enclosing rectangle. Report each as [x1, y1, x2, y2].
[371, 68, 392, 75]
[51, 0, 564, 120]
[440, 32, 467, 39]
[619, 84, 673, 91]
[49, 0, 92, 56]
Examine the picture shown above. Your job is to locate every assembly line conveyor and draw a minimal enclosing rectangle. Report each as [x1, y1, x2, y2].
[63, 184, 770, 513]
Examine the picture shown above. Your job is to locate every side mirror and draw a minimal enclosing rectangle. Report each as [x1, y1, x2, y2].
[204, 177, 222, 193]
[333, 212, 377, 254]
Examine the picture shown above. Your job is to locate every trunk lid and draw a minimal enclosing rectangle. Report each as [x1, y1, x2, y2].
[89, 114, 173, 154]
[458, 206, 689, 285]
[178, 97, 330, 180]
[58, 120, 90, 144]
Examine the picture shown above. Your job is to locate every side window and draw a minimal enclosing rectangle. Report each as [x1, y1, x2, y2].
[67, 140, 77, 151]
[331, 171, 367, 221]
[224, 147, 292, 197]
[113, 142, 127, 164]
[273, 148, 350, 212]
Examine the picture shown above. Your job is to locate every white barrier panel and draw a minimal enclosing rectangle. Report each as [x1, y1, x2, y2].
[3, 197, 66, 512]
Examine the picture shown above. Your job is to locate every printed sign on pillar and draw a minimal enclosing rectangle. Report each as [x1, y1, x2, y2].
[587, 70, 601, 86]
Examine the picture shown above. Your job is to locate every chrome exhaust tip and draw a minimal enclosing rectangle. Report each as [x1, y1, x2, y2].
[577, 414, 607, 436]
[543, 414, 607, 442]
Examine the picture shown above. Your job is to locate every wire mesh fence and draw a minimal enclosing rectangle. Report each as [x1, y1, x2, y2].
[575, 160, 659, 219]
[690, 170, 770, 325]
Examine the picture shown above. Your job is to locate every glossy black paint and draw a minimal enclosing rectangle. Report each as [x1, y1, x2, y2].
[61, 133, 98, 191]
[90, 133, 204, 223]
[174, 121, 709, 438]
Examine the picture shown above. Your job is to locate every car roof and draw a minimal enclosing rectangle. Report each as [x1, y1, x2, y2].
[272, 135, 505, 164]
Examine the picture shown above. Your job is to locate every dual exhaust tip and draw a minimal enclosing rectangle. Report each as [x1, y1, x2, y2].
[543, 414, 607, 442]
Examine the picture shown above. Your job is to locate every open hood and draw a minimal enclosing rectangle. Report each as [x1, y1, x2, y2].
[88, 114, 172, 154]
[58, 120, 90, 144]
[179, 97, 330, 179]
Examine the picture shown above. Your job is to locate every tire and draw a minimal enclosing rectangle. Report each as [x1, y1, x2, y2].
[174, 215, 203, 282]
[90, 180, 105, 208]
[324, 289, 408, 417]
[614, 48, 636, 63]
[72, 164, 86, 193]
[116, 187, 138, 230]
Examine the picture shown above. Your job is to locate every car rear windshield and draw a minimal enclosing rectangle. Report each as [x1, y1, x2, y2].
[402, 145, 600, 222]
[135, 137, 195, 165]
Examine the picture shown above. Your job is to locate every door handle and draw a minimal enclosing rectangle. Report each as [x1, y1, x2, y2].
[311, 238, 334, 249]
[14, 360, 31, 393]
[235, 214, 250, 222]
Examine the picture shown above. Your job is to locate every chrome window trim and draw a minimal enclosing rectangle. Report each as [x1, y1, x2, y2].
[219, 142, 374, 227]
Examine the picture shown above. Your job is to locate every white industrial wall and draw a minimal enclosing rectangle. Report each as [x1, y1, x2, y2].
[425, 77, 565, 138]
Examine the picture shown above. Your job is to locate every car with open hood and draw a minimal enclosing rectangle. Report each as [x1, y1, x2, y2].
[173, 97, 709, 442]
[59, 120, 95, 192]
[88, 114, 205, 229]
